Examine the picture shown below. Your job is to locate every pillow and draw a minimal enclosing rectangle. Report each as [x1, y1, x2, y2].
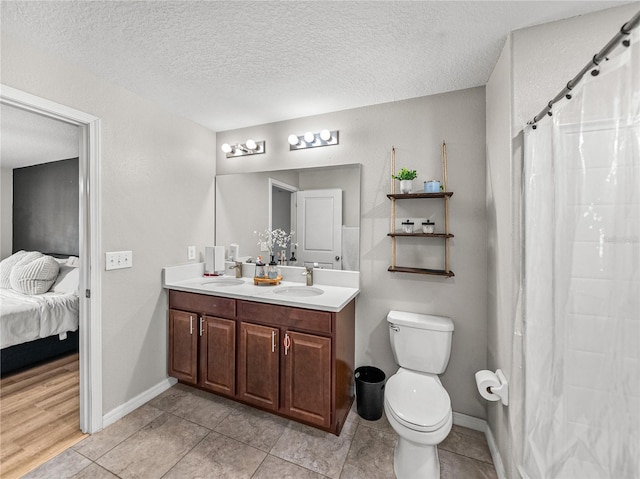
[50, 264, 80, 294]
[0, 250, 28, 289]
[10, 254, 60, 295]
[65, 256, 80, 267]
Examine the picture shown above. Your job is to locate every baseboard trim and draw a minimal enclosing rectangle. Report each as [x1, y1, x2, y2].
[484, 423, 508, 479]
[452, 411, 487, 432]
[102, 377, 177, 428]
[452, 412, 507, 479]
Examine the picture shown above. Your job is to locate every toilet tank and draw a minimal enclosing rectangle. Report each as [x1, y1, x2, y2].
[387, 310, 454, 374]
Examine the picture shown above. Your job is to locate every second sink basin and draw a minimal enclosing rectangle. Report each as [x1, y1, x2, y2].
[274, 286, 324, 297]
[201, 278, 244, 287]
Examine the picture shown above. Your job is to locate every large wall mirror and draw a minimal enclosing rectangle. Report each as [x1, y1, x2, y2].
[215, 164, 361, 271]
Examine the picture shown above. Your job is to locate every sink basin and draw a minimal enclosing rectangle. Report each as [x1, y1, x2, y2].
[274, 286, 324, 297]
[200, 278, 244, 287]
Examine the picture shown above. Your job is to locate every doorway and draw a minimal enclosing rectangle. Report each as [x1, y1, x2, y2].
[0, 85, 103, 434]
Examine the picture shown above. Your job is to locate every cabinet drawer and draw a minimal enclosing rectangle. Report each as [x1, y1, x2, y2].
[169, 290, 236, 318]
[238, 300, 332, 335]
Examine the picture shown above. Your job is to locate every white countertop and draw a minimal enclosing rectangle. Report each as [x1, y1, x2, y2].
[163, 263, 360, 312]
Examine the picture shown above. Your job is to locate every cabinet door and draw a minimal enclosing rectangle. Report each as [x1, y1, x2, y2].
[199, 316, 236, 396]
[238, 322, 279, 410]
[283, 331, 332, 428]
[168, 309, 198, 385]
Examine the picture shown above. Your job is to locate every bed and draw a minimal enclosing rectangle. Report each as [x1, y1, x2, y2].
[0, 253, 80, 376]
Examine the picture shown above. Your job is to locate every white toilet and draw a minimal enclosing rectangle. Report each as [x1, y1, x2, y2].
[384, 310, 454, 479]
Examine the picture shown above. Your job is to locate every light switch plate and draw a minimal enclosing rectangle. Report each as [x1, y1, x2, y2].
[188, 245, 196, 260]
[105, 251, 132, 270]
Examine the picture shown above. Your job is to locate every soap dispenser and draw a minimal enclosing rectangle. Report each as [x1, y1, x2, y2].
[255, 256, 266, 278]
[268, 256, 278, 279]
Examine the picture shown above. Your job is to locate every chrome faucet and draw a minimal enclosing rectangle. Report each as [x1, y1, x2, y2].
[230, 261, 243, 278]
[302, 264, 317, 286]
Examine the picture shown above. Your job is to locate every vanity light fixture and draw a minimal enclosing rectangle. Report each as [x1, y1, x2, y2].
[220, 139, 266, 158]
[288, 129, 339, 150]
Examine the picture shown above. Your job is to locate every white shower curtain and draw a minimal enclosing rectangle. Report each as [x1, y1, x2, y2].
[522, 38, 639, 479]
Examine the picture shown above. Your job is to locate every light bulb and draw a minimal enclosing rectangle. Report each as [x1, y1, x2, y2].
[304, 132, 315, 143]
[245, 139, 257, 150]
[320, 129, 331, 141]
[288, 134, 299, 146]
[221, 143, 232, 153]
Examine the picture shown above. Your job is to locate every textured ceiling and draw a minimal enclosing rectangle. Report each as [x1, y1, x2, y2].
[0, 103, 79, 169]
[0, 1, 631, 133]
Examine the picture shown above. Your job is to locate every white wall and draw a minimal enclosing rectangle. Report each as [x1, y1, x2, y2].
[485, 3, 639, 477]
[0, 168, 13, 259]
[1, 33, 217, 414]
[218, 87, 489, 419]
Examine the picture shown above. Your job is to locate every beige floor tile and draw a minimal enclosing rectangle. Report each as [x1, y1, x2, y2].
[22, 449, 91, 479]
[253, 455, 327, 478]
[164, 431, 266, 479]
[340, 423, 397, 479]
[439, 448, 498, 479]
[353, 409, 396, 435]
[148, 384, 235, 429]
[271, 420, 352, 478]
[96, 412, 209, 479]
[71, 463, 119, 479]
[26, 384, 499, 479]
[440, 425, 493, 464]
[73, 404, 163, 460]
[214, 403, 288, 451]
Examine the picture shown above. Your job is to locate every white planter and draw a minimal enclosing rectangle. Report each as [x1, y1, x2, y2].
[400, 180, 413, 194]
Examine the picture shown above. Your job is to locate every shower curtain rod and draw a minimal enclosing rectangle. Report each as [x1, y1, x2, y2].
[528, 9, 640, 127]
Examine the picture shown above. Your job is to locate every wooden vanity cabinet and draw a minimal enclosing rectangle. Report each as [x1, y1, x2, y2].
[168, 291, 237, 395]
[282, 330, 332, 428]
[237, 299, 355, 433]
[168, 309, 198, 384]
[199, 316, 236, 395]
[168, 290, 355, 435]
[238, 322, 279, 410]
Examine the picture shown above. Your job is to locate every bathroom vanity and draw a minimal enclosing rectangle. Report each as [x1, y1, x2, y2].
[163, 263, 359, 435]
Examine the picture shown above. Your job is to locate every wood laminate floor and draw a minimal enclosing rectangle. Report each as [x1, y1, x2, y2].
[0, 353, 86, 479]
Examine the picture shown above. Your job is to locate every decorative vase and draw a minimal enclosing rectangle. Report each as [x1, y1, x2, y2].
[400, 179, 413, 194]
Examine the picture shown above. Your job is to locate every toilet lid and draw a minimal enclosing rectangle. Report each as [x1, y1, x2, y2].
[385, 370, 451, 432]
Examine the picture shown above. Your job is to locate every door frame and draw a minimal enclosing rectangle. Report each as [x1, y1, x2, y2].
[1, 84, 103, 433]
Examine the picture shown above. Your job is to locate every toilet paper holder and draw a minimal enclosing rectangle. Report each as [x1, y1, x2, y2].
[475, 369, 509, 406]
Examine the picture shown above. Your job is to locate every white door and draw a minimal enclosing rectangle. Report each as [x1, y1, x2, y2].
[296, 189, 342, 269]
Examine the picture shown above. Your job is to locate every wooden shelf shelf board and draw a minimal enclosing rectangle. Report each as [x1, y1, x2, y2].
[387, 192, 453, 200]
[387, 233, 454, 238]
[388, 266, 455, 277]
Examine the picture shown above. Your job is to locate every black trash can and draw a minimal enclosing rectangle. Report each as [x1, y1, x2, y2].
[354, 366, 386, 420]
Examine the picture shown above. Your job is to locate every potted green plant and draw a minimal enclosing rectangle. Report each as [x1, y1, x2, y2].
[392, 168, 418, 193]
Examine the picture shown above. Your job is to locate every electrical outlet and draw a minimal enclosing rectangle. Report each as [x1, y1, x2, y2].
[188, 245, 196, 260]
[105, 251, 133, 270]
[260, 242, 269, 252]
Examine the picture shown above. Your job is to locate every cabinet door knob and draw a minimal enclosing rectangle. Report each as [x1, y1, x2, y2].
[199, 317, 204, 336]
[271, 330, 276, 353]
[190, 315, 194, 335]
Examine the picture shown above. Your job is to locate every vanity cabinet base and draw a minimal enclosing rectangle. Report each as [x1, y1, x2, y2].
[168, 290, 355, 435]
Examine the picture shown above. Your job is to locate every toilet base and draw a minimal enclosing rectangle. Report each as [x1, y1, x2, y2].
[394, 438, 440, 479]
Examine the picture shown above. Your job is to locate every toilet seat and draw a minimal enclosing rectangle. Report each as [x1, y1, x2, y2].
[385, 369, 451, 433]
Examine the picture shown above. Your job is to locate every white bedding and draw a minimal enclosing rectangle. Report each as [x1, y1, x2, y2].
[0, 288, 79, 349]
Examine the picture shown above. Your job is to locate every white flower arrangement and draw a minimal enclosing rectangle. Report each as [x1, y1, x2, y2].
[254, 228, 295, 256]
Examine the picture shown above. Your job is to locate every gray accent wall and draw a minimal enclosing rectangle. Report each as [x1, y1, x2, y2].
[13, 157, 79, 256]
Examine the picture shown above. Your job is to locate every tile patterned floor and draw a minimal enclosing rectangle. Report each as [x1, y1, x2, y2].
[23, 383, 498, 478]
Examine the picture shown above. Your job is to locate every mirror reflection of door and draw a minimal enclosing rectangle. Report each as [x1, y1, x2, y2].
[296, 188, 342, 269]
[270, 180, 297, 263]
